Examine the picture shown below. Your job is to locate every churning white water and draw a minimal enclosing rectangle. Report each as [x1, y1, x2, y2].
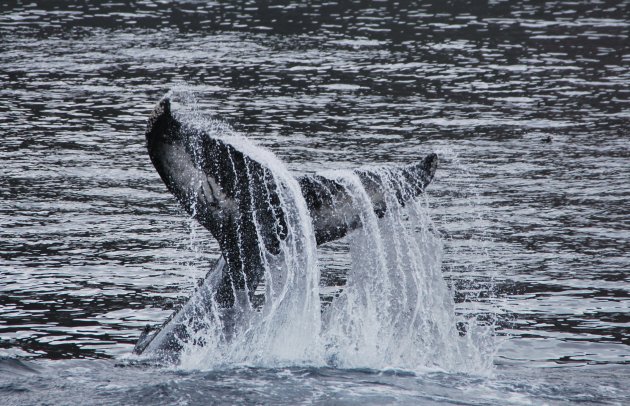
[160, 90, 493, 373]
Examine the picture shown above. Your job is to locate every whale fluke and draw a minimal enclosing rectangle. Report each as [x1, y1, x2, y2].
[136, 96, 438, 358]
[299, 154, 437, 245]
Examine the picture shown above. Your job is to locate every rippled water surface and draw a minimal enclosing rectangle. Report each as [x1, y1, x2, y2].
[1, 0, 629, 404]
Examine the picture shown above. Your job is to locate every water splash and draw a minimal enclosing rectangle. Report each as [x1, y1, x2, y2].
[429, 146, 501, 373]
[155, 88, 494, 373]
[320, 170, 489, 372]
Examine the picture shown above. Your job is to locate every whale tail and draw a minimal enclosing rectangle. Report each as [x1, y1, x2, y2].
[298, 153, 438, 245]
[136, 96, 438, 359]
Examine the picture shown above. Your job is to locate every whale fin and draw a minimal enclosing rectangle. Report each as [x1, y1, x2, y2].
[138, 95, 438, 358]
[299, 153, 438, 245]
[146, 98, 289, 307]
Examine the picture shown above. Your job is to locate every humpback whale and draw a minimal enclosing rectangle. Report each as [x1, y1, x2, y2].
[135, 96, 438, 359]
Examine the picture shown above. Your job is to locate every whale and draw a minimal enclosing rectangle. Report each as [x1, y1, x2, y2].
[134, 96, 438, 359]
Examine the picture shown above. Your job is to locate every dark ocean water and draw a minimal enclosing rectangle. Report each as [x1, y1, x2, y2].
[1, 0, 629, 404]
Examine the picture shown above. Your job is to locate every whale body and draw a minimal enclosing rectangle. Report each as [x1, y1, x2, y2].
[135, 96, 438, 359]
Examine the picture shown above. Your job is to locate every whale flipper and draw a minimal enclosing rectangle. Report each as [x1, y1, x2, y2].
[136, 96, 438, 358]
